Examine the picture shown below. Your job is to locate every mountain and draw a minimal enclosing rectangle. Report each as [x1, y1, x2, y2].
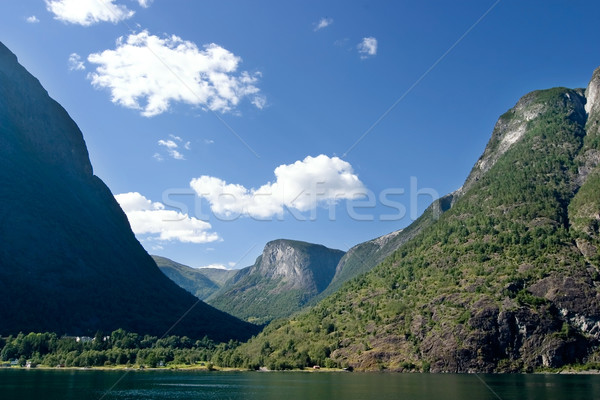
[153, 255, 237, 300]
[197, 266, 239, 287]
[228, 68, 600, 371]
[206, 240, 344, 324]
[0, 42, 258, 342]
[315, 192, 457, 303]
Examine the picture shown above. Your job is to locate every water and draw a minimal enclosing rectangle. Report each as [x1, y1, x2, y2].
[0, 369, 598, 399]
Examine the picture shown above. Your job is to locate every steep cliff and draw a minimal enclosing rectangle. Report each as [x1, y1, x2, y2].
[207, 240, 344, 324]
[0, 42, 258, 341]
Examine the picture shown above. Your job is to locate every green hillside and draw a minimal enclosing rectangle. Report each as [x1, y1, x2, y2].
[315, 192, 456, 305]
[153, 256, 226, 300]
[223, 75, 600, 371]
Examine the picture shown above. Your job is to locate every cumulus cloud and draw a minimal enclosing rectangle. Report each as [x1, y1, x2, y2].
[314, 17, 333, 31]
[190, 155, 366, 219]
[87, 31, 264, 116]
[68, 53, 85, 71]
[26, 15, 40, 23]
[45, 0, 135, 26]
[115, 192, 219, 243]
[358, 37, 378, 59]
[137, 0, 153, 8]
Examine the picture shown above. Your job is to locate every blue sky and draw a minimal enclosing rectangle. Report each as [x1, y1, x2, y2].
[2, 0, 600, 269]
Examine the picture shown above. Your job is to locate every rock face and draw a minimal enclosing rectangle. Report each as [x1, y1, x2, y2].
[0, 42, 258, 341]
[232, 67, 600, 372]
[254, 240, 343, 293]
[585, 67, 600, 116]
[207, 240, 344, 324]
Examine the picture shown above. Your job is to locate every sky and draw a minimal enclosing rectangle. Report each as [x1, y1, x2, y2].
[2, 0, 600, 269]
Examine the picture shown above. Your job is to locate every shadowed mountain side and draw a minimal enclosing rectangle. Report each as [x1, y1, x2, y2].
[0, 41, 259, 342]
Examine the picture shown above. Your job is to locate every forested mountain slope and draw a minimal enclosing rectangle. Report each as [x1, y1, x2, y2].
[226, 68, 600, 372]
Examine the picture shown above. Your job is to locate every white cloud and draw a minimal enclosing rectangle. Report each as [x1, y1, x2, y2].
[68, 53, 85, 71]
[115, 192, 219, 244]
[314, 17, 333, 31]
[26, 15, 40, 23]
[190, 154, 366, 219]
[87, 31, 264, 116]
[169, 149, 185, 160]
[204, 139, 215, 145]
[197, 264, 228, 270]
[157, 136, 190, 160]
[45, 0, 135, 26]
[251, 95, 267, 109]
[137, 0, 153, 8]
[358, 37, 378, 59]
[158, 139, 178, 149]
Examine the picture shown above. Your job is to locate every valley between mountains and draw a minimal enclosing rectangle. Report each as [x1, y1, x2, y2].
[2, 39, 600, 372]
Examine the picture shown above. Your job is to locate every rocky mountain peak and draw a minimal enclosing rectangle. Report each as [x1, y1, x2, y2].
[254, 239, 344, 292]
[206, 239, 344, 324]
[585, 66, 600, 115]
[461, 87, 586, 195]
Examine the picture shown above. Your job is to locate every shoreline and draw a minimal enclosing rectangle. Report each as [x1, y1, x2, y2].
[2, 365, 599, 375]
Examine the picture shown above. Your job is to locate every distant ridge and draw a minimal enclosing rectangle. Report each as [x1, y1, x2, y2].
[153, 255, 237, 300]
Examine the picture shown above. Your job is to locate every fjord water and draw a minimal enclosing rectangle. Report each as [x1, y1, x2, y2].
[1, 370, 598, 399]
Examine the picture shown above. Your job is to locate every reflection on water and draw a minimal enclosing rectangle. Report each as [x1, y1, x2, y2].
[0, 369, 598, 400]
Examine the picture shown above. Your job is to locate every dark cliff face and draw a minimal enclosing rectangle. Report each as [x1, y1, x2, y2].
[0, 42, 258, 341]
[207, 239, 344, 324]
[0, 43, 92, 178]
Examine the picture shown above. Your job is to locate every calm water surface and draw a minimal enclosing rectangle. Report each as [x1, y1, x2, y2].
[0, 369, 598, 399]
